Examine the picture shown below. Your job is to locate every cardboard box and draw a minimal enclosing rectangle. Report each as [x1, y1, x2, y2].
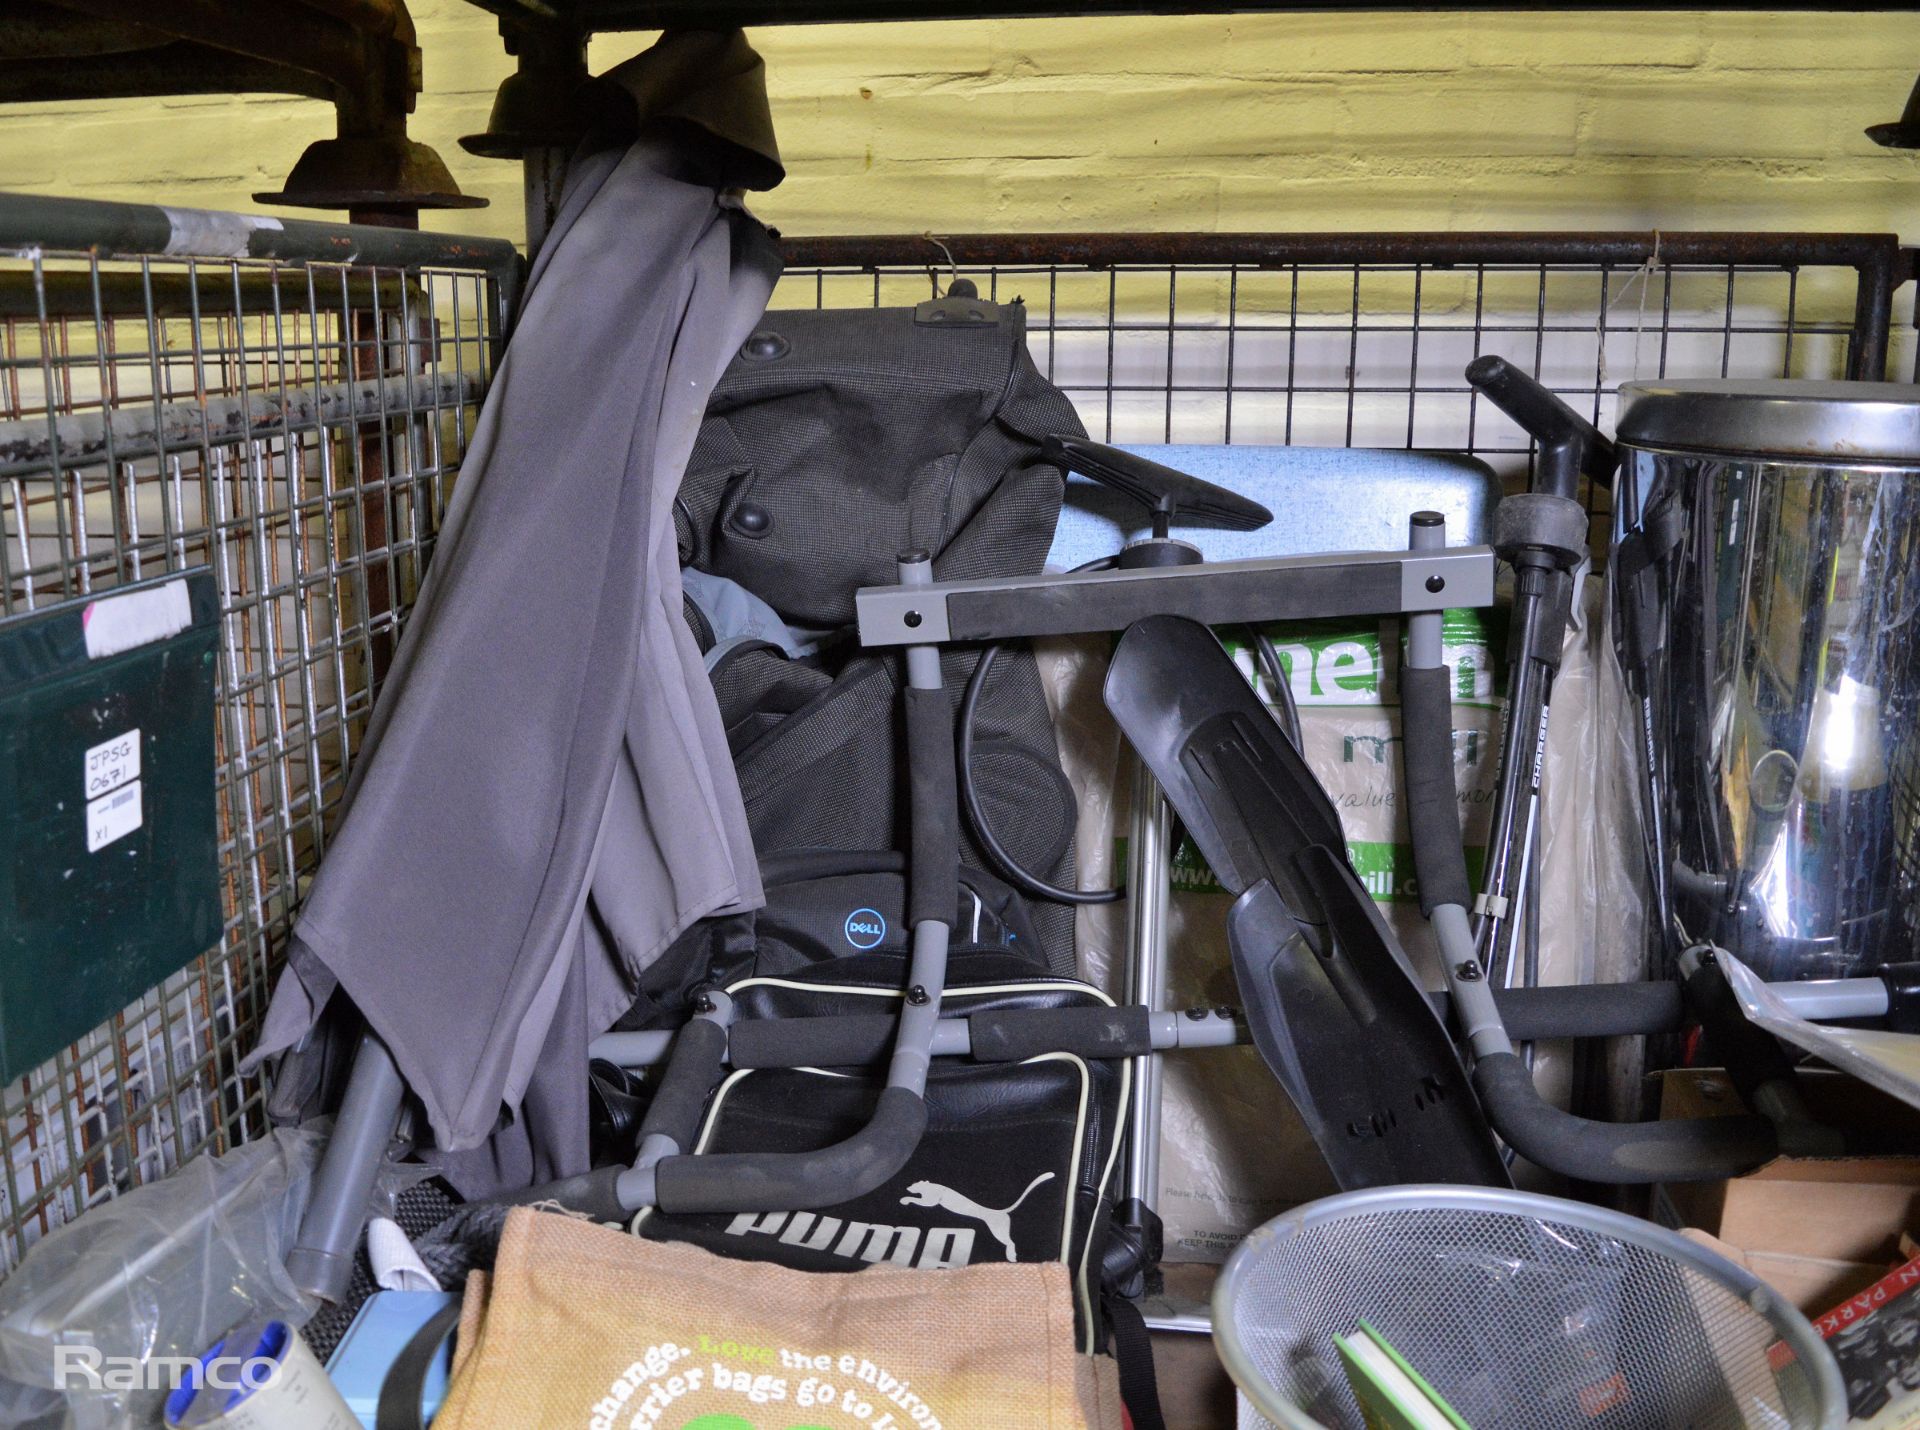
[1655, 1069, 1920, 1314]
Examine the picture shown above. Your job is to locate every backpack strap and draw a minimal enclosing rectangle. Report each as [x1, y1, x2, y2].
[374, 1301, 462, 1430]
[1101, 1288, 1168, 1430]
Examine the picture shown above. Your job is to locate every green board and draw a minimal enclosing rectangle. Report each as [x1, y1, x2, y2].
[0, 569, 220, 1081]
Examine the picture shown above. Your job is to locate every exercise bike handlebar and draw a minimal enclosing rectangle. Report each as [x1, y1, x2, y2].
[1465, 355, 1617, 502]
[1469, 1052, 1778, 1182]
[1043, 434, 1273, 536]
[1398, 507, 1789, 1185]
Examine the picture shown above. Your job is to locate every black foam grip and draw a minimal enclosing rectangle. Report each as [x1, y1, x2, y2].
[904, 684, 960, 928]
[1400, 665, 1473, 915]
[1472, 1052, 1776, 1184]
[375, 1302, 462, 1430]
[1448, 981, 1687, 1040]
[653, 1086, 928, 1214]
[968, 1005, 1154, 1062]
[729, 1014, 898, 1068]
[638, 1017, 727, 1152]
[1464, 355, 1616, 499]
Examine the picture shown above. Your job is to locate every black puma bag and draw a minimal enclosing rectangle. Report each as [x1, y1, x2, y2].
[633, 942, 1130, 1353]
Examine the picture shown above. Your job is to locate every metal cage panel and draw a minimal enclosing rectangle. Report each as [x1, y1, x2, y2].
[0, 197, 515, 1271]
[0, 211, 1908, 1274]
[774, 232, 1906, 519]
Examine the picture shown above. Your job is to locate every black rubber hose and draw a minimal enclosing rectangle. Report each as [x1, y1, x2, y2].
[1399, 664, 1473, 915]
[1472, 1051, 1777, 1183]
[1249, 629, 1303, 750]
[733, 1005, 1159, 1067]
[653, 1086, 928, 1214]
[960, 640, 1123, 905]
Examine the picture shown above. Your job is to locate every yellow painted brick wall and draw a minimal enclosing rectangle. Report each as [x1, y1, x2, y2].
[0, 8, 1914, 245]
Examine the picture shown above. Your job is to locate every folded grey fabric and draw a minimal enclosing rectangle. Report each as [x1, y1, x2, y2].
[248, 31, 782, 1196]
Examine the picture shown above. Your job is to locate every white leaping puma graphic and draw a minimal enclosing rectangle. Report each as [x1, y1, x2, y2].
[899, 1172, 1056, 1261]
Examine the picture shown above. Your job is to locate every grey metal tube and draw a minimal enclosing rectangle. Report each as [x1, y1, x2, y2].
[595, 1007, 1242, 1070]
[286, 1034, 405, 1302]
[1772, 977, 1890, 1022]
[1121, 760, 1173, 1214]
[590, 1029, 676, 1065]
[0, 190, 519, 275]
[1405, 516, 1446, 666]
[0, 370, 484, 480]
[1434, 905, 1512, 1058]
[631, 554, 950, 1216]
[1404, 513, 1512, 1060]
[892, 551, 953, 1097]
[1148, 1010, 1241, 1049]
[888, 926, 950, 1097]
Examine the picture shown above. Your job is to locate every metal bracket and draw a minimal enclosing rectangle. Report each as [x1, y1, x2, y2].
[855, 545, 1496, 648]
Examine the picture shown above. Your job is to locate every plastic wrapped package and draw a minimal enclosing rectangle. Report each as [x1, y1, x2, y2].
[1038, 579, 1647, 1259]
[1542, 574, 1654, 1127]
[0, 1126, 327, 1429]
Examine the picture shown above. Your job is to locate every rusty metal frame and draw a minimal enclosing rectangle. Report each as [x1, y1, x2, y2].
[778, 230, 1904, 382]
[473, 0, 1920, 20]
[0, 192, 509, 1266]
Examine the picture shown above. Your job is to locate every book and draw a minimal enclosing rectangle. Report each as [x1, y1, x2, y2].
[1810, 1251, 1920, 1428]
[1334, 1320, 1474, 1430]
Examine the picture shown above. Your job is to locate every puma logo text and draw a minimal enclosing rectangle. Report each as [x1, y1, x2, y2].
[898, 1173, 1055, 1261]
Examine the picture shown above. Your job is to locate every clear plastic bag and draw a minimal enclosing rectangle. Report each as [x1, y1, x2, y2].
[0, 1125, 326, 1430]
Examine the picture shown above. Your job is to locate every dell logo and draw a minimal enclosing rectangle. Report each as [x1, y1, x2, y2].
[844, 908, 886, 950]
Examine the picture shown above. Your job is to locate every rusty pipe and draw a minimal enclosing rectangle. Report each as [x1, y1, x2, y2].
[0, 3, 169, 58]
[0, 44, 336, 105]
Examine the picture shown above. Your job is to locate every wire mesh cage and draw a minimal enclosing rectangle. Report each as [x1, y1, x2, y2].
[0, 206, 1911, 1283]
[1215, 1185, 1846, 1430]
[775, 232, 1908, 524]
[0, 196, 516, 1272]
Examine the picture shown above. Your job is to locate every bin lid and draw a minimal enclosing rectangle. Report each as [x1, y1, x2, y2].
[1617, 378, 1920, 463]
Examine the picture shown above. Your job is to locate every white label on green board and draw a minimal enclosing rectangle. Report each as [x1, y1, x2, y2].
[84, 729, 140, 800]
[82, 579, 191, 659]
[86, 781, 141, 853]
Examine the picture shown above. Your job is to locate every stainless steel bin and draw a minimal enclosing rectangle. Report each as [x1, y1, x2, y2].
[1613, 380, 1920, 981]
